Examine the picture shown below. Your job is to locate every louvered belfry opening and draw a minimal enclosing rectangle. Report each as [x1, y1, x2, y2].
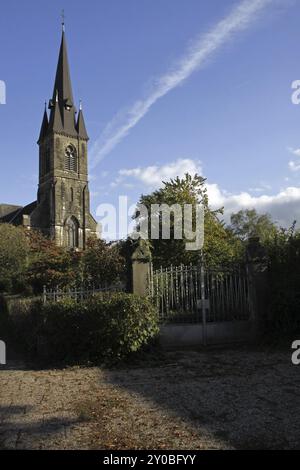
[65, 144, 77, 172]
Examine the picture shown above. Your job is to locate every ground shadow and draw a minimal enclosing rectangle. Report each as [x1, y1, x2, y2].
[100, 347, 300, 450]
[0, 403, 79, 450]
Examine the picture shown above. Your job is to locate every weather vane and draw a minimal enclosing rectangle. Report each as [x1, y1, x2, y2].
[61, 9, 65, 32]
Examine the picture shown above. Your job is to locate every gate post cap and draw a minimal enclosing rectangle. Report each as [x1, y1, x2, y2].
[131, 238, 151, 262]
[246, 236, 267, 265]
[248, 236, 260, 245]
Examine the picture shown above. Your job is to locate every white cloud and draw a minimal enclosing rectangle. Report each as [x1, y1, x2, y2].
[288, 147, 300, 172]
[118, 158, 202, 188]
[90, 0, 273, 168]
[114, 158, 300, 227]
[288, 147, 300, 157]
[289, 161, 300, 172]
[207, 184, 300, 226]
[248, 182, 272, 193]
[110, 175, 124, 188]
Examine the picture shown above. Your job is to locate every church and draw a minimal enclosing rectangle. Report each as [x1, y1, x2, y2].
[0, 26, 97, 250]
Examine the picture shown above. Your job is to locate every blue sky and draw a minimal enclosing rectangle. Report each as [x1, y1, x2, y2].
[1, 0, 300, 231]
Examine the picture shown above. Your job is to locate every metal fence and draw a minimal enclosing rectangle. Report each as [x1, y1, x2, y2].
[43, 282, 125, 304]
[149, 264, 251, 324]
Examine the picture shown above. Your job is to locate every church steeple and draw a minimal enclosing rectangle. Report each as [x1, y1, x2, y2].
[48, 90, 63, 133]
[76, 102, 89, 140]
[34, 22, 97, 249]
[37, 103, 49, 144]
[48, 30, 77, 137]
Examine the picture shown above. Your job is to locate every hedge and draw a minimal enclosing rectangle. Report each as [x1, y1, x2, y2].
[0, 295, 42, 355]
[2, 293, 159, 364]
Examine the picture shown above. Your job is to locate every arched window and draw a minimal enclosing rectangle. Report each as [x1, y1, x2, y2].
[65, 217, 79, 248]
[65, 145, 77, 172]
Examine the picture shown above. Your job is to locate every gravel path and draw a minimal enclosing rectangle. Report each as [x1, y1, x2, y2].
[0, 347, 299, 449]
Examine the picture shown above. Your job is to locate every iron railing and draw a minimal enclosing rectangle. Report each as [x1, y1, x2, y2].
[149, 264, 251, 323]
[43, 282, 125, 304]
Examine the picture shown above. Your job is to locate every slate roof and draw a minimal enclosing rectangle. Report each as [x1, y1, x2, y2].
[0, 204, 22, 219]
[76, 108, 89, 140]
[0, 201, 37, 224]
[37, 106, 49, 143]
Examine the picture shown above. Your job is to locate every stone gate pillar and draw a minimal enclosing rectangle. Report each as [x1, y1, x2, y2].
[131, 239, 151, 297]
[246, 236, 269, 335]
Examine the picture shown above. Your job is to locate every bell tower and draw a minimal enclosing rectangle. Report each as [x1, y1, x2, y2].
[33, 26, 97, 249]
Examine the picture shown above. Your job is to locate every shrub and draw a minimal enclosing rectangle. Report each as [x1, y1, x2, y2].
[7, 293, 159, 364]
[25, 230, 80, 293]
[0, 295, 10, 342]
[0, 295, 43, 356]
[264, 226, 300, 338]
[0, 224, 28, 292]
[82, 239, 126, 287]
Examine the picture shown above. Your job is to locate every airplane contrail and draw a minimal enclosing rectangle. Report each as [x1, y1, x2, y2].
[90, 0, 274, 169]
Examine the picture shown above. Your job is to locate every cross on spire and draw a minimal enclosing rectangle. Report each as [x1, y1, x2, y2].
[61, 9, 65, 32]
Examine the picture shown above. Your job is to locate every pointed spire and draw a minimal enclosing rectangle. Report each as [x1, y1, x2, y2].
[37, 103, 49, 143]
[49, 92, 63, 133]
[76, 102, 89, 140]
[48, 29, 77, 136]
[45, 24, 88, 141]
[52, 31, 74, 108]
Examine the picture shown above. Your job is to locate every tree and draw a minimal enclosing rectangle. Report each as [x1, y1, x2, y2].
[0, 226, 126, 294]
[0, 224, 28, 292]
[135, 173, 243, 269]
[82, 238, 125, 287]
[25, 230, 78, 293]
[230, 209, 277, 243]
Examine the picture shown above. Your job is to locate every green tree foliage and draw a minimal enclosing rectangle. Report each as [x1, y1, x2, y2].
[136, 173, 243, 269]
[25, 230, 78, 293]
[230, 209, 277, 243]
[0, 226, 126, 294]
[82, 238, 125, 287]
[0, 224, 28, 292]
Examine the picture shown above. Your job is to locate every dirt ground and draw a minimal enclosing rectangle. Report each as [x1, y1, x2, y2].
[0, 346, 299, 450]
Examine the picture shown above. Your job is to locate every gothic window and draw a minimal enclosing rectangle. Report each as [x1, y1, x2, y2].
[65, 145, 77, 172]
[70, 187, 74, 202]
[65, 217, 79, 249]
